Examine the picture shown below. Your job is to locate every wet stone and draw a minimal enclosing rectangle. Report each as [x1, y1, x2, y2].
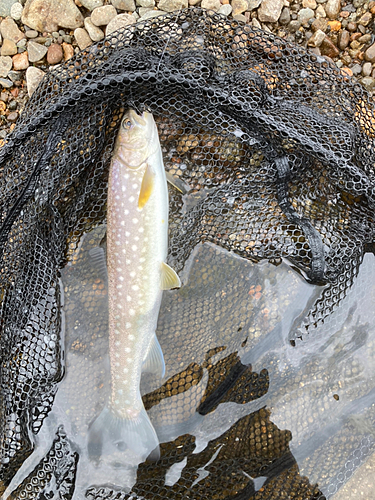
[258, 0, 284, 22]
[25, 65, 44, 96]
[106, 13, 136, 33]
[91, 5, 117, 26]
[7, 110, 18, 121]
[279, 7, 291, 24]
[325, 0, 340, 19]
[0, 56, 12, 78]
[111, 0, 136, 9]
[84, 17, 104, 41]
[7, 70, 21, 81]
[320, 36, 339, 57]
[1, 39, 17, 56]
[307, 28, 325, 46]
[73, 28, 92, 50]
[27, 40, 48, 62]
[311, 17, 327, 31]
[46, 43, 63, 64]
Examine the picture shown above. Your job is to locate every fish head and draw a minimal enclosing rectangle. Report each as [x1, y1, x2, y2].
[115, 109, 159, 170]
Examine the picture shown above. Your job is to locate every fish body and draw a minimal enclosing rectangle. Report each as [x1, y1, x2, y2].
[89, 110, 180, 462]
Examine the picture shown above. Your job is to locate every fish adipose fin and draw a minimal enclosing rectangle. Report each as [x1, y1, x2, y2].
[88, 405, 160, 463]
[143, 333, 165, 378]
[160, 262, 181, 290]
[138, 163, 156, 209]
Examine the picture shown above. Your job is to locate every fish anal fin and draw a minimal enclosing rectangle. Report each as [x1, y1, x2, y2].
[143, 333, 165, 378]
[138, 163, 156, 209]
[160, 262, 181, 290]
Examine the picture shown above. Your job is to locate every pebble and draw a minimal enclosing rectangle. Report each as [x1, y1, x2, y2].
[288, 20, 301, 32]
[365, 43, 375, 62]
[258, 0, 284, 22]
[324, 0, 341, 19]
[158, 0, 188, 12]
[25, 29, 38, 38]
[136, 0, 154, 4]
[202, 0, 221, 10]
[1, 39, 18, 56]
[307, 28, 325, 46]
[0, 78, 13, 88]
[139, 7, 153, 16]
[302, 0, 316, 9]
[338, 30, 350, 49]
[21, 0, 84, 32]
[0, 0, 18, 17]
[25, 66, 44, 96]
[7, 111, 18, 121]
[311, 17, 327, 31]
[298, 7, 314, 24]
[328, 20, 341, 31]
[362, 61, 372, 76]
[358, 12, 372, 27]
[62, 42, 74, 60]
[12, 51, 29, 70]
[315, 4, 326, 17]
[0, 18, 24, 44]
[0, 56, 12, 78]
[231, 0, 248, 15]
[27, 40, 48, 62]
[111, 0, 136, 9]
[91, 5, 117, 26]
[320, 36, 339, 57]
[279, 6, 291, 24]
[80, 0, 103, 9]
[138, 9, 165, 19]
[360, 76, 375, 90]
[84, 17, 105, 41]
[106, 12, 136, 32]
[73, 28, 92, 50]
[10, 2, 23, 20]
[46, 43, 63, 64]
[7, 70, 21, 81]
[218, 3, 232, 15]
[350, 63, 362, 75]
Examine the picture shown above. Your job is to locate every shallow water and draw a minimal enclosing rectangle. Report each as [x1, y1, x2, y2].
[4, 225, 375, 499]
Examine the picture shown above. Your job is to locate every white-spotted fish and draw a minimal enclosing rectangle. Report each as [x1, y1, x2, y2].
[88, 110, 181, 463]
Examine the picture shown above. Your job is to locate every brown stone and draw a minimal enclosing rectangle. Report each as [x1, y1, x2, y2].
[341, 67, 353, 77]
[350, 32, 362, 42]
[365, 42, 375, 63]
[319, 36, 339, 58]
[358, 12, 372, 26]
[347, 22, 357, 32]
[0, 18, 24, 44]
[12, 52, 29, 70]
[62, 42, 74, 60]
[338, 29, 350, 50]
[7, 110, 18, 122]
[1, 39, 17, 56]
[46, 43, 63, 64]
[311, 17, 327, 32]
[21, 0, 84, 32]
[339, 10, 350, 18]
[327, 20, 341, 31]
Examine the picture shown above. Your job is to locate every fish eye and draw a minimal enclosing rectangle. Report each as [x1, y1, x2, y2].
[122, 119, 133, 129]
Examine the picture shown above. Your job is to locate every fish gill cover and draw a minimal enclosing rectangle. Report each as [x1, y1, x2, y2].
[0, 6, 375, 499]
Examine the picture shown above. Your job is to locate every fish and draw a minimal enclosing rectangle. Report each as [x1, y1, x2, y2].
[88, 109, 181, 463]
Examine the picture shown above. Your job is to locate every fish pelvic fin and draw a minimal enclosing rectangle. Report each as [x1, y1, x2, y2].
[138, 163, 156, 209]
[160, 262, 181, 290]
[143, 333, 165, 378]
[88, 405, 160, 463]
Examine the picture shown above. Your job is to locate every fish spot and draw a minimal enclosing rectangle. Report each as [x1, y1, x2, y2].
[117, 304, 123, 309]
[130, 271, 136, 278]
[138, 227, 144, 233]
[119, 276, 124, 281]
[132, 183, 138, 189]
[115, 362, 120, 367]
[116, 268, 122, 272]
[135, 236, 139, 242]
[127, 358, 133, 362]
[125, 400, 131, 404]
[131, 285, 139, 291]
[115, 375, 120, 379]
[127, 295, 132, 302]
[138, 266, 143, 271]
[125, 347, 131, 353]
[123, 368, 129, 374]
[115, 241, 121, 246]
[115, 353, 120, 358]
[124, 209, 129, 215]
[140, 257, 145, 263]
[122, 185, 126, 192]
[117, 284, 123, 289]
[132, 245, 137, 251]
[125, 231, 130, 237]
[126, 259, 131, 265]
[128, 334, 135, 340]
[132, 218, 138, 224]
[126, 322, 131, 328]
[129, 309, 135, 316]
[114, 399, 120, 405]
[115, 341, 120, 346]
[118, 389, 123, 395]
[122, 249, 126, 254]
[124, 174, 129, 179]
[120, 221, 125, 226]
[115, 195, 120, 200]
[129, 196, 135, 203]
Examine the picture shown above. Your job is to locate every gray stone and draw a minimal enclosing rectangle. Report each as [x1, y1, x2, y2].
[106, 13, 136, 32]
[62, 34, 72, 43]
[91, 5, 117, 26]
[0, 18, 24, 44]
[248, 0, 261, 9]
[21, 0, 84, 32]
[25, 29, 38, 38]
[158, 0, 188, 12]
[0, 0, 18, 17]
[80, 0, 103, 9]
[350, 63, 362, 75]
[231, 0, 248, 15]
[307, 28, 325, 47]
[84, 17, 104, 41]
[279, 7, 290, 24]
[10, 2, 23, 20]
[0, 56, 12, 78]
[360, 76, 375, 91]
[7, 70, 22, 81]
[135, 0, 154, 6]
[111, 0, 136, 10]
[138, 7, 152, 15]
[73, 28, 92, 50]
[324, 0, 340, 19]
[252, 17, 261, 29]
[0, 78, 13, 88]
[218, 3, 232, 15]
[258, 0, 284, 23]
[362, 61, 372, 77]
[138, 9, 164, 20]
[27, 40, 48, 61]
[201, 0, 220, 9]
[25, 65, 44, 96]
[298, 7, 314, 24]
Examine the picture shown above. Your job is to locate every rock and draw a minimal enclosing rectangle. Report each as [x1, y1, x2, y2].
[327, 20, 341, 31]
[362, 61, 372, 76]
[91, 5, 117, 26]
[12, 52, 29, 70]
[231, 0, 248, 14]
[106, 13, 136, 33]
[0, 18, 24, 44]
[298, 8, 314, 25]
[7, 70, 21, 81]
[350, 63, 362, 75]
[80, 0, 103, 9]
[338, 29, 350, 50]
[7, 111, 18, 121]
[25, 29, 38, 38]
[21, 0, 84, 32]
[359, 34, 372, 43]
[0, 78, 13, 88]
[252, 17, 262, 28]
[1, 39, 17, 56]
[302, 0, 316, 9]
[288, 20, 301, 32]
[307, 28, 325, 47]
[84, 17, 104, 41]
[201, 0, 221, 9]
[258, 0, 284, 22]
[347, 22, 357, 32]
[62, 42, 74, 60]
[138, 9, 164, 19]
[324, 0, 340, 19]
[46, 43, 62, 64]
[248, 0, 262, 9]
[358, 12, 372, 26]
[0, 0, 18, 17]
[218, 3, 232, 15]
[365, 43, 375, 63]
[73, 28, 92, 50]
[26, 66, 44, 96]
[27, 40, 48, 61]
[279, 7, 290, 24]
[158, 0, 188, 12]
[10, 2, 23, 20]
[320, 36, 339, 58]
[0, 56, 12, 77]
[315, 4, 325, 17]
[111, 0, 136, 9]
[139, 7, 152, 15]
[311, 17, 327, 31]
[360, 76, 375, 90]
[135, 0, 154, 6]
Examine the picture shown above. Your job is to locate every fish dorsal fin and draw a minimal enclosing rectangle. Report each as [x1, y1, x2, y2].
[138, 163, 156, 209]
[142, 333, 165, 378]
[160, 262, 181, 290]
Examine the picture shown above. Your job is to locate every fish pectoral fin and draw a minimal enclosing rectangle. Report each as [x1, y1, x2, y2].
[143, 333, 165, 378]
[160, 262, 181, 290]
[138, 163, 156, 209]
[165, 171, 190, 194]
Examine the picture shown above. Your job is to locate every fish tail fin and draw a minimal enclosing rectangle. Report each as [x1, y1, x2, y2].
[88, 405, 160, 463]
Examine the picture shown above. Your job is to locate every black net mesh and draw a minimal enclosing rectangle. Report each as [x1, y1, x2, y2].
[1, 7, 375, 499]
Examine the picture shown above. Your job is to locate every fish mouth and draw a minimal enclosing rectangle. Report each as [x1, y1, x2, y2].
[127, 109, 147, 127]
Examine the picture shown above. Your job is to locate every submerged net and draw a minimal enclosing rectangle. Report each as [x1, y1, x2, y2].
[1, 6, 375, 499]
